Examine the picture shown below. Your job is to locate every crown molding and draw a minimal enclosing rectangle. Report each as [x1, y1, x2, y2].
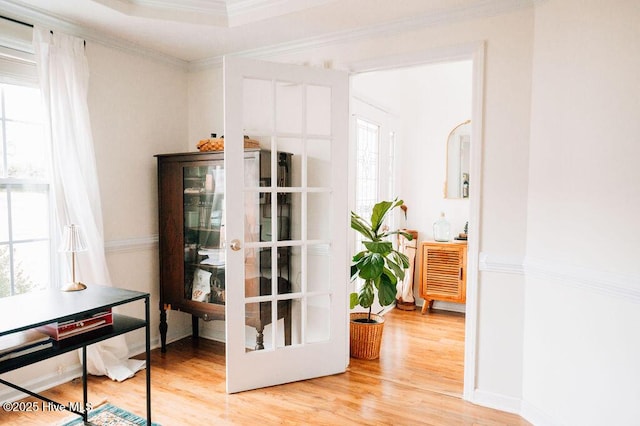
[93, 0, 229, 26]
[92, 0, 334, 27]
[226, 0, 335, 27]
[189, 0, 534, 71]
[0, 0, 189, 69]
[2, 0, 533, 73]
[131, 0, 227, 14]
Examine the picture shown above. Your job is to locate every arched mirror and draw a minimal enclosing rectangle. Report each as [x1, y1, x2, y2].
[445, 120, 471, 199]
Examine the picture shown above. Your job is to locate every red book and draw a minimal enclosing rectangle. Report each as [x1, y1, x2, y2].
[38, 310, 113, 340]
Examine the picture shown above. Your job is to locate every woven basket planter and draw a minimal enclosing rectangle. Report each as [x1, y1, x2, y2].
[349, 312, 385, 360]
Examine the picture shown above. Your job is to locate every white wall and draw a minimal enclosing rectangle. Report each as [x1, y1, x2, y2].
[523, 0, 640, 424]
[351, 61, 472, 311]
[188, 6, 534, 407]
[87, 42, 191, 348]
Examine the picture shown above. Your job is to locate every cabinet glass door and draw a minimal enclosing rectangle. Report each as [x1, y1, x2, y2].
[183, 161, 226, 306]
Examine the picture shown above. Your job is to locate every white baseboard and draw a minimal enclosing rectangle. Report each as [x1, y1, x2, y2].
[471, 389, 522, 415]
[470, 390, 562, 426]
[520, 399, 561, 426]
[0, 364, 82, 403]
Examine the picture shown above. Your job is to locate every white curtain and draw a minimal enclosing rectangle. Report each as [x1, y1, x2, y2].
[33, 27, 144, 381]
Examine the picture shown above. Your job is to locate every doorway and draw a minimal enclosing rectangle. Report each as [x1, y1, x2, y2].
[347, 43, 485, 400]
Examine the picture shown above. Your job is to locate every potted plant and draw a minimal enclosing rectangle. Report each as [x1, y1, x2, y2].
[349, 198, 412, 359]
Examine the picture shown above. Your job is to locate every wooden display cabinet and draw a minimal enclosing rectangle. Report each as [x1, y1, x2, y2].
[156, 149, 292, 352]
[419, 240, 467, 314]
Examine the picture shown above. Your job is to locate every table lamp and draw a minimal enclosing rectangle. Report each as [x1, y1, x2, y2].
[59, 224, 88, 291]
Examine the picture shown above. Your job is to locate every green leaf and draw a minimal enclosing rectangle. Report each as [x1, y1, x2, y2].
[357, 280, 375, 308]
[370, 198, 404, 233]
[370, 201, 393, 232]
[352, 251, 366, 262]
[349, 292, 359, 309]
[384, 259, 404, 282]
[380, 229, 413, 241]
[378, 274, 397, 306]
[393, 250, 410, 268]
[350, 264, 358, 281]
[350, 212, 375, 240]
[363, 241, 393, 254]
[382, 267, 397, 285]
[356, 253, 384, 280]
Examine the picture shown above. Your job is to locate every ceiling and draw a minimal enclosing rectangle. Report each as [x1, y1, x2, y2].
[3, 0, 532, 64]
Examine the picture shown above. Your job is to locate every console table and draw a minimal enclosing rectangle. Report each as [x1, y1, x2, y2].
[0, 285, 151, 424]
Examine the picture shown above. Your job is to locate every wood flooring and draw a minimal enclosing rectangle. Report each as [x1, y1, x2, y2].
[0, 308, 530, 425]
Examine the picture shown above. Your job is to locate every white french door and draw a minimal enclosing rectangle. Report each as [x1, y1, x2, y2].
[224, 57, 349, 393]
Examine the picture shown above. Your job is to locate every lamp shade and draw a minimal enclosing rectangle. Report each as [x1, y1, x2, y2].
[59, 224, 88, 253]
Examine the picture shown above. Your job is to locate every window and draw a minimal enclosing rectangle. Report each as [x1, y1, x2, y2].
[354, 117, 379, 221]
[0, 82, 51, 297]
[354, 118, 398, 232]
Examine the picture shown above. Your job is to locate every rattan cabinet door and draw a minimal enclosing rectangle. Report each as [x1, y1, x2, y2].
[419, 241, 467, 313]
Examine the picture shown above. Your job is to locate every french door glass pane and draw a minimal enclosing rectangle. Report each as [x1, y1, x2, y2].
[307, 295, 331, 343]
[307, 138, 331, 187]
[243, 79, 273, 132]
[306, 85, 331, 136]
[307, 244, 330, 293]
[276, 81, 302, 134]
[239, 75, 335, 358]
[307, 192, 331, 241]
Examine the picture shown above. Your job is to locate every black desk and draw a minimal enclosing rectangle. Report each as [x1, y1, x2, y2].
[0, 285, 151, 424]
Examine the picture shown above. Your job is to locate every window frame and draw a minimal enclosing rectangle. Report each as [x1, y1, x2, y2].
[0, 34, 56, 298]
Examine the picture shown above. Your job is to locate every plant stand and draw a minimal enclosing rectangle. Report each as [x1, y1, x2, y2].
[350, 313, 385, 360]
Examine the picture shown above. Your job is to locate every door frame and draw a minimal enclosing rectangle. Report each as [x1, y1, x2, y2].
[346, 41, 485, 401]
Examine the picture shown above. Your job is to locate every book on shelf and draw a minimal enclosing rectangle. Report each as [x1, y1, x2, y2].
[0, 329, 53, 361]
[37, 309, 113, 341]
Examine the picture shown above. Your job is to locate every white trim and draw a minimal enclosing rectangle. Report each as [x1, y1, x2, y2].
[463, 40, 485, 402]
[0, 52, 37, 85]
[131, 0, 227, 14]
[1, 0, 532, 71]
[0, 364, 82, 403]
[0, 16, 33, 54]
[471, 388, 522, 416]
[189, 0, 533, 70]
[479, 252, 525, 275]
[345, 41, 486, 405]
[520, 399, 561, 426]
[472, 252, 640, 304]
[104, 235, 158, 253]
[524, 256, 640, 303]
[431, 301, 466, 313]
